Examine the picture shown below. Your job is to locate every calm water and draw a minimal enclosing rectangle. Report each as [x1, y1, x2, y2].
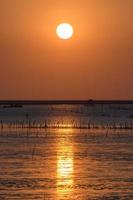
[0, 104, 133, 128]
[0, 128, 133, 200]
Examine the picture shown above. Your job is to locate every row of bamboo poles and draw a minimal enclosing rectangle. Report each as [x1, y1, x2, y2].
[0, 120, 133, 129]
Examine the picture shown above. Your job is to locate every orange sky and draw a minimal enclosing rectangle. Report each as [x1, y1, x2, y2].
[0, 0, 133, 100]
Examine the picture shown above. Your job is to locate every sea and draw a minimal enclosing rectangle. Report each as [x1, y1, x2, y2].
[0, 104, 133, 200]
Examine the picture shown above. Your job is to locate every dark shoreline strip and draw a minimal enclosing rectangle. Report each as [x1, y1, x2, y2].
[0, 100, 133, 105]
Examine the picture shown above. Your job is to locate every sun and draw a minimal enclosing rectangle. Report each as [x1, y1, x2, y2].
[56, 23, 74, 40]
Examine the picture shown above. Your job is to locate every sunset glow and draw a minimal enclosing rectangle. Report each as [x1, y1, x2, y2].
[57, 129, 74, 197]
[0, 1, 133, 199]
[1, 0, 133, 99]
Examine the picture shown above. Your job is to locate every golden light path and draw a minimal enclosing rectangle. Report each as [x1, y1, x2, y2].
[56, 128, 74, 199]
[56, 23, 74, 40]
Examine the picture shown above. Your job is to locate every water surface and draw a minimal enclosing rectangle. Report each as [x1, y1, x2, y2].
[0, 128, 133, 200]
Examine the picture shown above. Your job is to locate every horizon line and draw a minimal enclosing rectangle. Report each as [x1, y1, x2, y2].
[0, 99, 133, 105]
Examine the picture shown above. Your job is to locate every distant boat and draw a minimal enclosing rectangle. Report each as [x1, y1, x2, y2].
[83, 99, 95, 106]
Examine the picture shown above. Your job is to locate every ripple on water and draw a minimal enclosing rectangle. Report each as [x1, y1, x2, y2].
[0, 129, 133, 200]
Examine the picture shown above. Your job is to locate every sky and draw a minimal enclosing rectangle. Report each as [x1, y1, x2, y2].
[0, 0, 133, 100]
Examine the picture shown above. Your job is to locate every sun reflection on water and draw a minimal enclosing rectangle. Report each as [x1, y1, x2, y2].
[56, 129, 74, 198]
